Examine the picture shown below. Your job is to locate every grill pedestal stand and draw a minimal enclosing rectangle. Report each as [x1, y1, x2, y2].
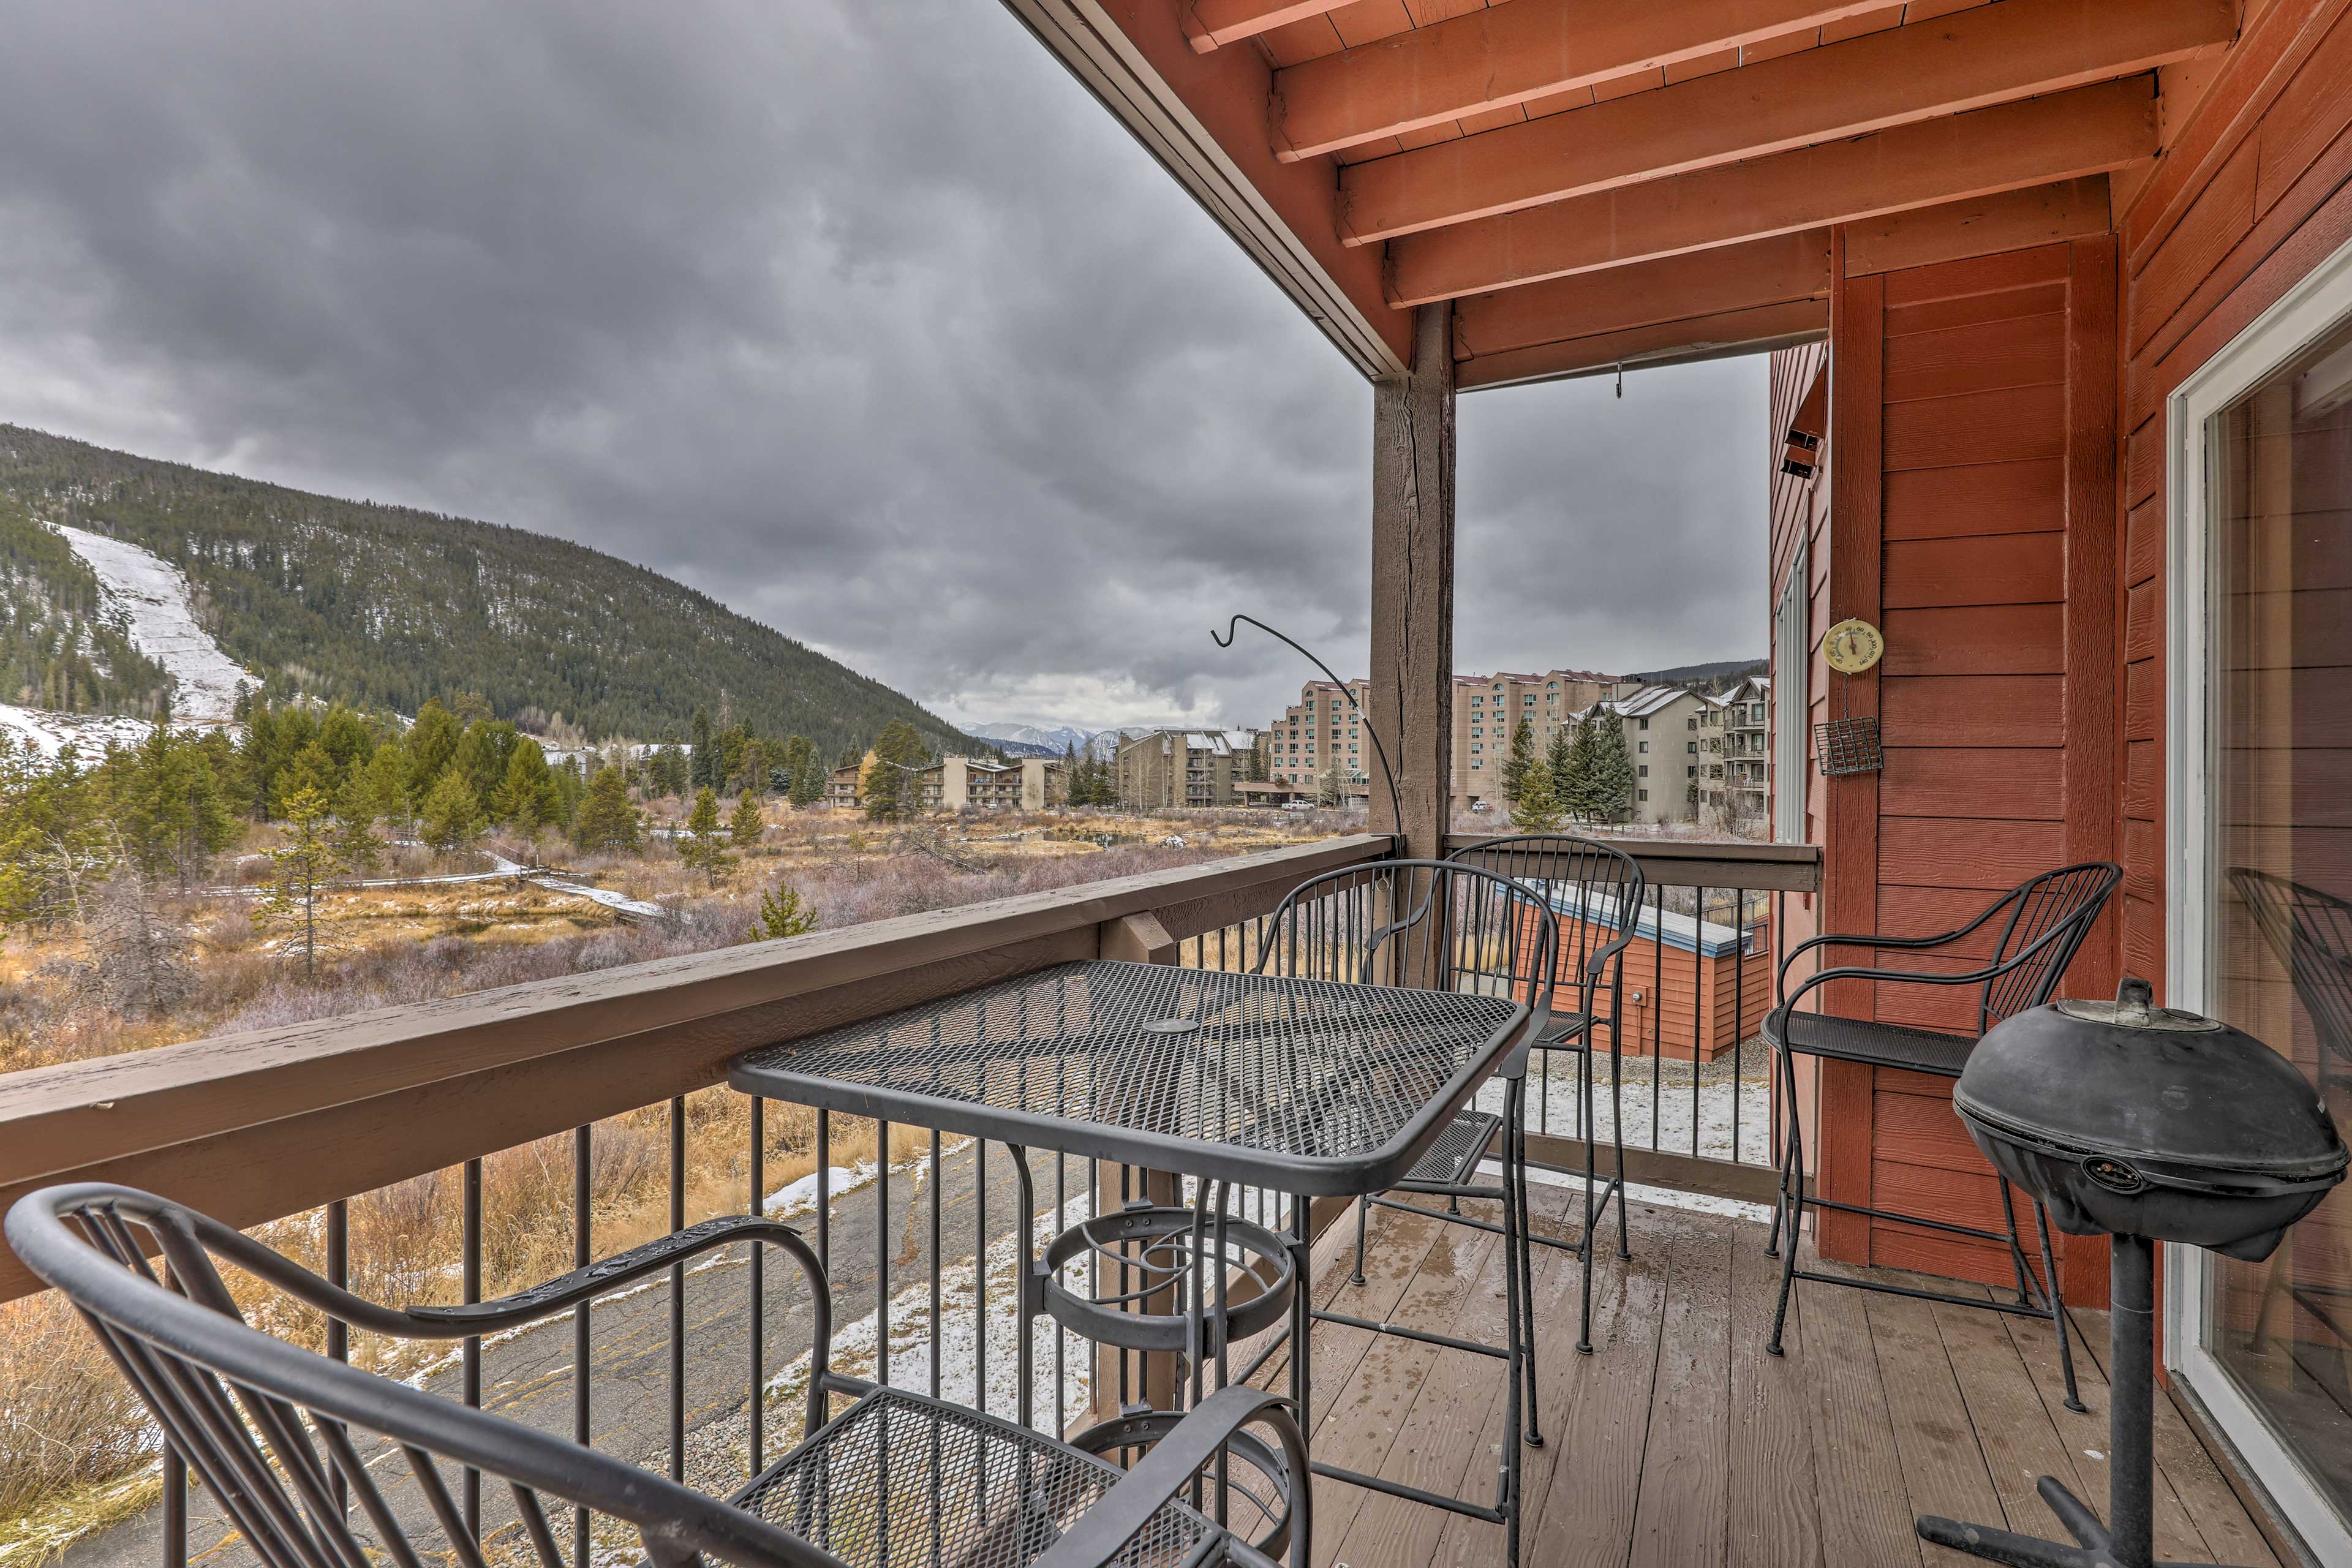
[1915, 1236, 2231, 1568]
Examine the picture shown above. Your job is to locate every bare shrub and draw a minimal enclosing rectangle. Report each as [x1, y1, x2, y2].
[0, 1290, 157, 1520]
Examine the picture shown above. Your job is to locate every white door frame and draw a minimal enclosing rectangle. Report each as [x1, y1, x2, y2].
[2165, 226, 2352, 1566]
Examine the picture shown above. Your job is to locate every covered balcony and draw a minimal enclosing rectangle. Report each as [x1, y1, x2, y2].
[7, 1, 2352, 1566]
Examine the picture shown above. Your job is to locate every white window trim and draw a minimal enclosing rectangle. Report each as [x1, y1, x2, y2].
[2163, 225, 2352, 1567]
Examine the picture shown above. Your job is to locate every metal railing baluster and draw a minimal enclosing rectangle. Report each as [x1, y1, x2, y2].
[669, 1096, 685, 1483]
[1652, 883, 1665, 1152]
[462, 1155, 483, 1532]
[930, 1129, 942, 1403]
[326, 1198, 347, 1517]
[876, 1119, 891, 1388]
[571, 1122, 590, 1568]
[750, 1096, 764, 1476]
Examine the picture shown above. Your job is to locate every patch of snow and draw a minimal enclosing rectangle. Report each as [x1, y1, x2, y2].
[764, 1165, 869, 1219]
[50, 523, 252, 725]
[0, 702, 154, 758]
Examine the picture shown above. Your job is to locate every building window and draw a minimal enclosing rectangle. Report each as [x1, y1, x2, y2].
[1638, 741, 1648, 753]
[1638, 764, 1648, 777]
[1639, 718, 1649, 729]
[1638, 789, 1648, 802]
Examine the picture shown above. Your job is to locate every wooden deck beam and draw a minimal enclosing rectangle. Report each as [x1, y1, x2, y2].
[1387, 77, 2158, 306]
[1368, 304, 1455, 860]
[1271, 0, 1887, 161]
[1183, 0, 1352, 53]
[1340, 0, 2227, 245]
[1453, 230, 1831, 360]
[1456, 300, 1828, 390]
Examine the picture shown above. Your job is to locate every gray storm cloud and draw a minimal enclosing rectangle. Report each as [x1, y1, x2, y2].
[0, 0, 1765, 731]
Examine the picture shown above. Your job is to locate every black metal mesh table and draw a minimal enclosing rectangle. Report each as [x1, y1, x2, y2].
[728, 960, 1529, 1196]
[729, 959, 1532, 1568]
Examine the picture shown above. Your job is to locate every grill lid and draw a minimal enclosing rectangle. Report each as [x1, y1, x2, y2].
[1954, 979, 2348, 1185]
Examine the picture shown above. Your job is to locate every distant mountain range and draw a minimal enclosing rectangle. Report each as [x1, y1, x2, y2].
[0, 425, 974, 757]
[966, 722, 1100, 758]
[1627, 657, 1766, 687]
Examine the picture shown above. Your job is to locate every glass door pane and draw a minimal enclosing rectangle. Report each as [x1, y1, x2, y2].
[2206, 311, 2352, 1521]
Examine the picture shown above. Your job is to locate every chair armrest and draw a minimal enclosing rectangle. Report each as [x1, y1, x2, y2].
[1035, 1387, 1308, 1568]
[404, 1215, 824, 1335]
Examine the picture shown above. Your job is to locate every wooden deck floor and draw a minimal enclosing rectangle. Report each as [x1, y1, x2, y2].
[1262, 1182, 2285, 1568]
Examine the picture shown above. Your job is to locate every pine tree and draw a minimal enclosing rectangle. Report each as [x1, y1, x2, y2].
[1591, 717, 1637, 823]
[275, 741, 340, 816]
[572, 765, 641, 852]
[363, 741, 411, 835]
[729, 788, 766, 848]
[677, 786, 738, 887]
[748, 880, 819, 941]
[493, 740, 556, 832]
[861, 720, 928, 821]
[1559, 714, 1602, 820]
[261, 785, 349, 979]
[1542, 726, 1576, 821]
[331, 772, 384, 879]
[405, 699, 461, 807]
[785, 735, 823, 807]
[1501, 717, 1537, 811]
[451, 719, 516, 808]
[1512, 757, 1565, 832]
[420, 771, 484, 855]
[690, 709, 715, 792]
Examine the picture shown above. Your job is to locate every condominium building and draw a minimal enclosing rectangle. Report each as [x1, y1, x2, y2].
[1264, 668, 1623, 805]
[1608, 685, 1728, 824]
[1114, 729, 1264, 808]
[825, 753, 1065, 812]
[1719, 676, 1771, 824]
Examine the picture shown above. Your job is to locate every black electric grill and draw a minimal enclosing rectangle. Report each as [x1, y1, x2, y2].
[1918, 978, 2347, 1568]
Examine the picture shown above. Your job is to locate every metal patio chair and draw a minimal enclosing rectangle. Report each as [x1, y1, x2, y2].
[1762, 861, 2122, 1411]
[1444, 834, 1646, 1355]
[1251, 859, 1553, 1480]
[7, 1183, 1307, 1568]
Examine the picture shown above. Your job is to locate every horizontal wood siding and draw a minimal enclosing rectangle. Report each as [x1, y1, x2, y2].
[1809, 233, 2122, 1296]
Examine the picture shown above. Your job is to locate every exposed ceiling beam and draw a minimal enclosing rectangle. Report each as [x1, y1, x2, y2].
[1387, 76, 2158, 306]
[1183, 0, 1354, 54]
[1339, 0, 2228, 245]
[1455, 301, 1829, 390]
[1453, 231, 1831, 360]
[1273, 0, 1890, 162]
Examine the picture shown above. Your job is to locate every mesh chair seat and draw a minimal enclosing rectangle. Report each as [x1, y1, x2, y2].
[736, 1387, 1215, 1568]
[1765, 1005, 1975, 1078]
[1534, 1010, 1594, 1048]
[1400, 1110, 1504, 1188]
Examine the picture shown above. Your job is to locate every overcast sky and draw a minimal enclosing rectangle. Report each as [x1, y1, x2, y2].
[0, 1, 1766, 734]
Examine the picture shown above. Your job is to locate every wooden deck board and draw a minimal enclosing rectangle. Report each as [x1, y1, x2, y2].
[1278, 1202, 2294, 1568]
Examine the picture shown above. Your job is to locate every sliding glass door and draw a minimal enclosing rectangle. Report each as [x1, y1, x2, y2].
[2171, 238, 2352, 1563]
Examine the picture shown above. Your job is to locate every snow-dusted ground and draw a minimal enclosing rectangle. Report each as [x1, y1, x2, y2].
[1470, 1046, 1777, 1168]
[0, 702, 156, 757]
[50, 523, 251, 725]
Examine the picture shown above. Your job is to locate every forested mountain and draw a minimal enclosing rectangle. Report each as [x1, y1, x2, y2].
[0, 426, 971, 755]
[1, 490, 173, 718]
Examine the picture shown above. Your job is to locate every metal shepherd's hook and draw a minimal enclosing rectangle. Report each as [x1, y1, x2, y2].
[1212, 614, 1403, 833]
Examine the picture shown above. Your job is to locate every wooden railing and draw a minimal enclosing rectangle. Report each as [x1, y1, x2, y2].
[0, 831, 1819, 1303]
[0, 834, 1393, 1303]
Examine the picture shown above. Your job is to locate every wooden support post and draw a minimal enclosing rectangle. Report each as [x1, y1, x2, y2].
[1095, 913, 1183, 1418]
[1369, 301, 1457, 861]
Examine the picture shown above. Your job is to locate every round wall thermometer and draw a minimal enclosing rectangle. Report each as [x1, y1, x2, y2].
[1823, 617, 1885, 674]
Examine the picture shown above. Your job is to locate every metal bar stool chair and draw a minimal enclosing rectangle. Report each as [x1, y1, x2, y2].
[1249, 859, 1554, 1568]
[1763, 861, 2122, 1411]
[7, 1183, 1308, 1568]
[1442, 834, 1646, 1354]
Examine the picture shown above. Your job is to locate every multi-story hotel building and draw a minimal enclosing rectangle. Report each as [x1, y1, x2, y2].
[1112, 729, 1264, 809]
[1264, 668, 1622, 805]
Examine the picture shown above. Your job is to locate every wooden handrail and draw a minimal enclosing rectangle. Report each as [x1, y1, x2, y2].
[1444, 832, 1823, 891]
[0, 834, 1392, 1302]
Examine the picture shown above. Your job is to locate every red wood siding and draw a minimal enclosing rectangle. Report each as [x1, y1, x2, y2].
[1800, 235, 2124, 1295]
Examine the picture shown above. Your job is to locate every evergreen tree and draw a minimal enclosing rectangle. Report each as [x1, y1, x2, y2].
[861, 720, 927, 821]
[331, 772, 384, 879]
[419, 771, 484, 854]
[572, 765, 641, 852]
[677, 786, 737, 887]
[275, 741, 340, 816]
[1512, 749, 1565, 831]
[648, 742, 688, 801]
[405, 699, 460, 807]
[451, 718, 516, 807]
[316, 705, 374, 778]
[363, 741, 411, 834]
[1501, 717, 1537, 812]
[690, 709, 715, 791]
[1543, 726, 1576, 820]
[1591, 717, 1637, 823]
[260, 785, 349, 979]
[785, 736, 823, 807]
[729, 788, 766, 848]
[493, 739, 556, 832]
[748, 879, 819, 941]
[1558, 714, 1602, 820]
